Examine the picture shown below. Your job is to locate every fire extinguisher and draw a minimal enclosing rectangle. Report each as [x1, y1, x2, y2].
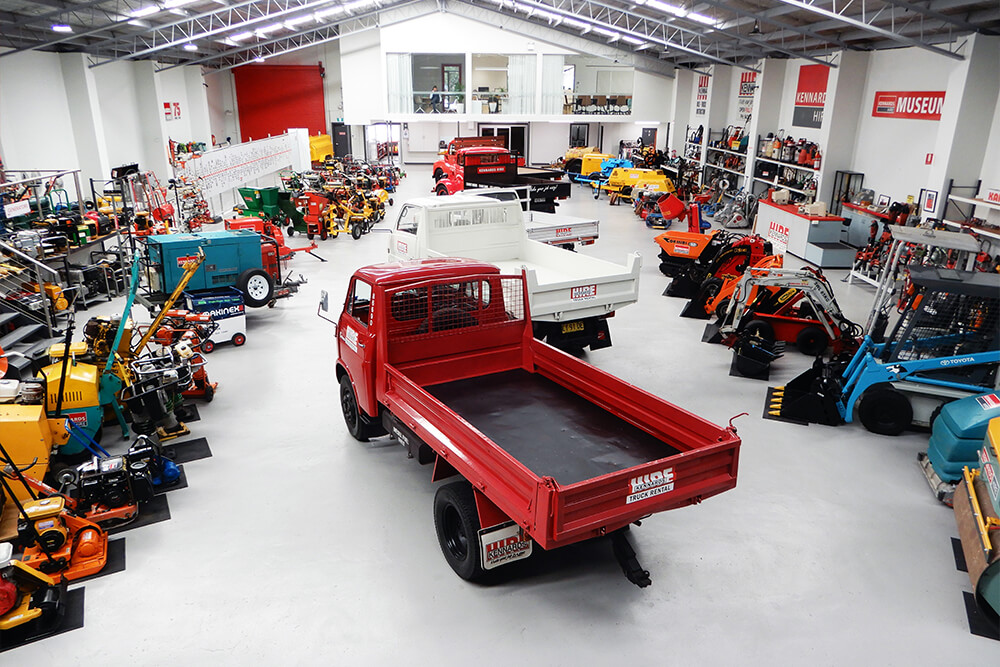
[812, 148, 822, 170]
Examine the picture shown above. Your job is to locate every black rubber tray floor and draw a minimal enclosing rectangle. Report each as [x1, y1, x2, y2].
[427, 369, 680, 485]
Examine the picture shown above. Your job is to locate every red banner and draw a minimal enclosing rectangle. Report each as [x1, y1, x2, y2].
[792, 64, 829, 128]
[872, 91, 945, 120]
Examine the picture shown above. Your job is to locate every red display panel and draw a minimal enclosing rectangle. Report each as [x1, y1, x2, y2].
[233, 65, 326, 143]
[871, 91, 945, 120]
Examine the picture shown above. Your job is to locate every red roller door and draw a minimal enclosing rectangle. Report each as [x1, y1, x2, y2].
[233, 64, 326, 142]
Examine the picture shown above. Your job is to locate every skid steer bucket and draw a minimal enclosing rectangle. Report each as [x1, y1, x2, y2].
[766, 360, 845, 425]
[663, 271, 703, 299]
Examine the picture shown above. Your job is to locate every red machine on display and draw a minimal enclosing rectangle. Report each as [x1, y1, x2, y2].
[325, 258, 741, 586]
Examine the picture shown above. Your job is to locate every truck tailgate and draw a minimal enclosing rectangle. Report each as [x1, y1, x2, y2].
[492, 246, 640, 322]
[524, 211, 599, 246]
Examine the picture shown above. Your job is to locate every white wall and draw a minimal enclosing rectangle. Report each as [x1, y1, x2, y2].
[0, 51, 80, 173]
[340, 29, 384, 124]
[204, 70, 240, 145]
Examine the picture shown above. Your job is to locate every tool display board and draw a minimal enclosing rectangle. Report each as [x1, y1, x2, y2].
[173, 133, 303, 199]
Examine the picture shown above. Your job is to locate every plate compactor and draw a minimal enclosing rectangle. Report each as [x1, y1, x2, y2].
[0, 542, 66, 641]
[768, 267, 1000, 435]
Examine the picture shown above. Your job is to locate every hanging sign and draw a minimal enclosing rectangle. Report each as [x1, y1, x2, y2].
[792, 64, 829, 129]
[695, 75, 709, 116]
[872, 91, 945, 120]
[737, 72, 757, 121]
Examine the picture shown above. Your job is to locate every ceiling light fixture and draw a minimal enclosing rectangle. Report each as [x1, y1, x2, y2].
[129, 5, 161, 18]
[51, 24, 74, 33]
[749, 19, 761, 35]
[183, 43, 198, 51]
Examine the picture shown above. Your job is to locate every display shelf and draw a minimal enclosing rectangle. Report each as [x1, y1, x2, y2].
[752, 176, 811, 197]
[705, 163, 746, 179]
[684, 141, 703, 149]
[940, 219, 1000, 241]
[755, 156, 820, 174]
[706, 145, 748, 158]
[948, 194, 1000, 212]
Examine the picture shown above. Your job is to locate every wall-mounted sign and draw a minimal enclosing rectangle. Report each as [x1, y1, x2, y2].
[3, 199, 31, 218]
[872, 91, 945, 120]
[792, 64, 829, 129]
[987, 189, 1000, 204]
[695, 75, 709, 116]
[921, 188, 938, 214]
[163, 102, 182, 121]
[737, 72, 757, 121]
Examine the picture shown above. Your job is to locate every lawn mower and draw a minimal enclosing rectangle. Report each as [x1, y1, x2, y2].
[709, 267, 862, 379]
[952, 417, 1000, 625]
[0, 542, 66, 643]
[768, 266, 1000, 434]
[659, 231, 772, 299]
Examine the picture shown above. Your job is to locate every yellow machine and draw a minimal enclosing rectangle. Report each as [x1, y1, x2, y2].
[577, 153, 616, 178]
[0, 542, 61, 633]
[597, 167, 675, 203]
[0, 380, 71, 501]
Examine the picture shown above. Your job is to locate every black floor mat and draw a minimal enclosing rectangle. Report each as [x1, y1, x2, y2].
[154, 464, 188, 494]
[761, 387, 809, 426]
[180, 404, 201, 422]
[963, 592, 1000, 640]
[163, 437, 212, 464]
[69, 537, 126, 584]
[0, 587, 85, 653]
[952, 537, 968, 573]
[107, 495, 170, 535]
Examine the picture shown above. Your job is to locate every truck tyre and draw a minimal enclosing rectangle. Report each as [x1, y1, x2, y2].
[858, 385, 912, 436]
[340, 374, 376, 442]
[796, 326, 827, 356]
[433, 481, 485, 581]
[435, 184, 449, 197]
[433, 168, 445, 181]
[237, 268, 274, 308]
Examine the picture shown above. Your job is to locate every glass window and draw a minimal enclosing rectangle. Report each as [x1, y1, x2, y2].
[347, 279, 373, 327]
[396, 205, 418, 233]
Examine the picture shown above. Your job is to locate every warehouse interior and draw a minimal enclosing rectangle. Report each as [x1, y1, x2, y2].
[1, 0, 999, 661]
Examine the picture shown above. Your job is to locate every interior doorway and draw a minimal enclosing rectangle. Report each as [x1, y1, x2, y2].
[569, 123, 588, 147]
[478, 124, 529, 160]
[363, 122, 402, 164]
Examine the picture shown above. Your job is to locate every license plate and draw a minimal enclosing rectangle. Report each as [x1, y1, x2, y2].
[561, 321, 585, 334]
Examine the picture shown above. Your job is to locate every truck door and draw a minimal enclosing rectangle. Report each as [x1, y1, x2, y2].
[390, 204, 419, 260]
[339, 277, 377, 415]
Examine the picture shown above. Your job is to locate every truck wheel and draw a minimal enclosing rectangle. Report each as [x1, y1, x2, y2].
[435, 184, 449, 197]
[858, 386, 912, 436]
[340, 375, 373, 442]
[433, 168, 445, 181]
[796, 326, 827, 356]
[237, 268, 275, 308]
[433, 481, 485, 581]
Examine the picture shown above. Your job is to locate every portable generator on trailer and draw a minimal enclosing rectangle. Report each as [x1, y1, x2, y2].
[184, 288, 247, 352]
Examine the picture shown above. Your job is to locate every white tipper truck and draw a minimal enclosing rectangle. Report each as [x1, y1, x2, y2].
[387, 194, 640, 351]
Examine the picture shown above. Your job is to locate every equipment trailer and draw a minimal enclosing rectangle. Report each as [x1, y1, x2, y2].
[325, 258, 741, 585]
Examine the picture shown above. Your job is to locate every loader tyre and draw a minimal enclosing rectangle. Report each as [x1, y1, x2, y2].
[796, 326, 828, 356]
[715, 297, 731, 321]
[743, 319, 774, 344]
[858, 385, 912, 436]
[237, 268, 274, 308]
[434, 481, 484, 581]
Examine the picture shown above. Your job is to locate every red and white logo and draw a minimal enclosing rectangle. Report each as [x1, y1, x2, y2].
[872, 91, 945, 120]
[66, 411, 88, 428]
[176, 254, 199, 267]
[627, 467, 675, 504]
[570, 284, 597, 301]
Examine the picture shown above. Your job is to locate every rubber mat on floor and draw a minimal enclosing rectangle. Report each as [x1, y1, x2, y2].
[761, 387, 809, 425]
[107, 494, 170, 535]
[963, 592, 999, 640]
[951, 537, 968, 572]
[154, 464, 188, 494]
[0, 587, 85, 653]
[163, 437, 212, 463]
[69, 538, 126, 584]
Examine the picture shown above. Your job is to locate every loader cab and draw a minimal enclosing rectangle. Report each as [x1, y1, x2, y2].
[338, 277, 376, 416]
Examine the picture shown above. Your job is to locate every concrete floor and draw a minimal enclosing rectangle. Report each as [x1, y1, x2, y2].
[10, 165, 994, 663]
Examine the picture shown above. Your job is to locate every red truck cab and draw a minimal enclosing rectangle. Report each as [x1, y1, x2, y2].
[329, 258, 740, 585]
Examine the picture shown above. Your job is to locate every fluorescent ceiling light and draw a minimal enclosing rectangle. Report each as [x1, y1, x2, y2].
[255, 23, 285, 35]
[130, 5, 161, 18]
[52, 24, 73, 33]
[229, 31, 253, 41]
[164, 0, 197, 7]
[254, 57, 266, 63]
[562, 17, 589, 30]
[621, 35, 644, 45]
[285, 15, 313, 27]
[343, 0, 377, 12]
[169, 9, 189, 16]
[592, 26, 619, 39]
[687, 12, 716, 25]
[127, 19, 150, 26]
[183, 43, 198, 51]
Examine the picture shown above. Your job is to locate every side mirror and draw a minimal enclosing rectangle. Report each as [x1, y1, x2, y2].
[319, 290, 329, 312]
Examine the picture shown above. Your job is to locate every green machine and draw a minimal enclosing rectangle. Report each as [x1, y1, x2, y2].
[235, 186, 308, 236]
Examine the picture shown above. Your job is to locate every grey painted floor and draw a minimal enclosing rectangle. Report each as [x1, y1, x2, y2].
[10, 165, 993, 663]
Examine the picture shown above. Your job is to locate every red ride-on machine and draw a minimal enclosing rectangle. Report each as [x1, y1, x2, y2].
[660, 232, 773, 299]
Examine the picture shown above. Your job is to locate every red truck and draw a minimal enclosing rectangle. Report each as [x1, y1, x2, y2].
[432, 137, 571, 212]
[325, 258, 741, 585]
